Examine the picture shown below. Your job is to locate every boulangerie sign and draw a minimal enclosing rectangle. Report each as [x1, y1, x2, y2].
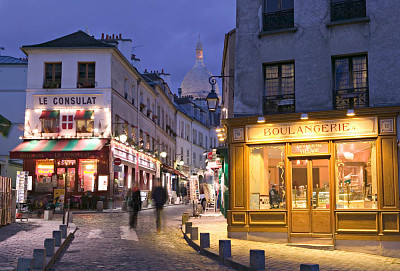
[246, 117, 377, 143]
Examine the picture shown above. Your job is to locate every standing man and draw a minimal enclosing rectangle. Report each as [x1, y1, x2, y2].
[129, 184, 141, 229]
[152, 180, 167, 233]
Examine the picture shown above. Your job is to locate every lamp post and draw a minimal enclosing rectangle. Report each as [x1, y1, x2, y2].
[206, 75, 233, 111]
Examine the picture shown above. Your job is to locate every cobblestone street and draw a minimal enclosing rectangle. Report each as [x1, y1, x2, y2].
[53, 205, 233, 270]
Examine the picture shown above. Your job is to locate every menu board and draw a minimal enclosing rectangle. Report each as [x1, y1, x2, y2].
[16, 171, 29, 203]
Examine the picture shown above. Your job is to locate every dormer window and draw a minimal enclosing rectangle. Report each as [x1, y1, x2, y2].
[44, 63, 61, 88]
[77, 63, 95, 88]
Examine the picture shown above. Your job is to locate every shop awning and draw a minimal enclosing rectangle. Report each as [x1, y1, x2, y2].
[10, 139, 108, 159]
[75, 110, 93, 120]
[39, 110, 60, 119]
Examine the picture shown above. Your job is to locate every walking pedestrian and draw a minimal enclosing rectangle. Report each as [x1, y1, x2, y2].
[152, 180, 167, 233]
[129, 184, 141, 229]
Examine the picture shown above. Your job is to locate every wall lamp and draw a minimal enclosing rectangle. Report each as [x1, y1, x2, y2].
[300, 113, 309, 120]
[347, 109, 355, 116]
[257, 116, 266, 123]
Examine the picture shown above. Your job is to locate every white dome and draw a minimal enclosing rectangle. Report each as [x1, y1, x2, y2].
[180, 38, 219, 99]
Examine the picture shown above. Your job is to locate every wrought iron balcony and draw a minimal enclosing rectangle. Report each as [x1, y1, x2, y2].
[263, 94, 295, 114]
[263, 9, 294, 32]
[331, 0, 366, 22]
[333, 87, 369, 109]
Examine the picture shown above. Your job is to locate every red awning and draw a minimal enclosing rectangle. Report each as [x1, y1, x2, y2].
[74, 110, 93, 120]
[10, 139, 108, 159]
[39, 110, 60, 119]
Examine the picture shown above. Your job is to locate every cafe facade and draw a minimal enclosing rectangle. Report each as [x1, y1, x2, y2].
[226, 107, 400, 256]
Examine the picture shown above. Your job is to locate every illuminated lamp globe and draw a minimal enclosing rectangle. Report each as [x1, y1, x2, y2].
[206, 90, 219, 111]
[119, 134, 127, 143]
[160, 151, 167, 158]
[179, 160, 185, 166]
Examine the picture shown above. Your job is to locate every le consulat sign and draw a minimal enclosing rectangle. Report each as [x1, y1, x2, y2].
[246, 117, 377, 142]
[33, 94, 103, 108]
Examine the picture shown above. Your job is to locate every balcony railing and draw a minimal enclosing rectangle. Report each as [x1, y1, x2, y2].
[77, 81, 96, 88]
[263, 94, 295, 114]
[263, 9, 294, 32]
[43, 80, 61, 89]
[331, 0, 366, 22]
[333, 87, 369, 109]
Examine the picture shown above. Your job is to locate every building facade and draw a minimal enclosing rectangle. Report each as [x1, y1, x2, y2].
[226, 0, 400, 257]
[0, 56, 27, 183]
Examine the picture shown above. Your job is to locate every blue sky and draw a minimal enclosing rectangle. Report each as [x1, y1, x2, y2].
[0, 0, 236, 92]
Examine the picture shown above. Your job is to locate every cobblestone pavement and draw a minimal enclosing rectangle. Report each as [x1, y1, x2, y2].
[0, 218, 63, 269]
[53, 205, 233, 271]
[190, 215, 400, 271]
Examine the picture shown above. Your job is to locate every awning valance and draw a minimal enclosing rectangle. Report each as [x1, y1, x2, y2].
[75, 110, 93, 120]
[39, 110, 60, 119]
[10, 139, 108, 159]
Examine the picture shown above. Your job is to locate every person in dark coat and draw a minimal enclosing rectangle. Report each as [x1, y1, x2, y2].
[152, 181, 167, 233]
[129, 184, 141, 229]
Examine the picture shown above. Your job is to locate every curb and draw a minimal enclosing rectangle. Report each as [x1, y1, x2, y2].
[182, 230, 251, 271]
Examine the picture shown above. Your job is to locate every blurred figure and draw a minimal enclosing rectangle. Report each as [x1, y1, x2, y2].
[152, 180, 167, 233]
[129, 184, 141, 229]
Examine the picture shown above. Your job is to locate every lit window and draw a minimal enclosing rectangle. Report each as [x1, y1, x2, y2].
[62, 115, 74, 130]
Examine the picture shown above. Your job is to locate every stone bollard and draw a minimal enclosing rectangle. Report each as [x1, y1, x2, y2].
[219, 240, 231, 262]
[200, 233, 210, 248]
[67, 212, 73, 223]
[191, 227, 199, 240]
[300, 264, 320, 271]
[33, 248, 46, 270]
[44, 238, 55, 257]
[96, 201, 104, 212]
[182, 212, 189, 226]
[59, 224, 67, 239]
[17, 258, 33, 271]
[53, 230, 62, 247]
[185, 221, 192, 235]
[44, 210, 53, 220]
[250, 249, 265, 271]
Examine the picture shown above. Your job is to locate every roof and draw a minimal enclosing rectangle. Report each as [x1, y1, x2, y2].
[142, 73, 162, 82]
[21, 30, 115, 49]
[0, 56, 28, 64]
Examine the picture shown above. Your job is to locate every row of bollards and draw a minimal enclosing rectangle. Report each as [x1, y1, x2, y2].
[182, 213, 319, 271]
[17, 224, 68, 271]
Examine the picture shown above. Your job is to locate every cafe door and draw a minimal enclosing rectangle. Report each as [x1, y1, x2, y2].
[290, 158, 332, 239]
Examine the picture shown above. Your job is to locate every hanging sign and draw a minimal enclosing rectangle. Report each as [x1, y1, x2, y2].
[246, 117, 377, 143]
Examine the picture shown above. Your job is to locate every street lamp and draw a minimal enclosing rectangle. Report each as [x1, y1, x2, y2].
[206, 77, 219, 111]
[119, 134, 127, 143]
[160, 151, 167, 158]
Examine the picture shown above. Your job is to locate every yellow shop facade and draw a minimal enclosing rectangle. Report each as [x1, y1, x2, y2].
[226, 107, 400, 256]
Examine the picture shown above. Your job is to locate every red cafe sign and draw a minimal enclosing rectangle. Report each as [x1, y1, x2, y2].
[246, 117, 377, 143]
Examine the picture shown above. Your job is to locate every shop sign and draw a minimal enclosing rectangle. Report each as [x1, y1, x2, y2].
[246, 117, 377, 143]
[33, 94, 103, 108]
[113, 148, 136, 164]
[98, 175, 108, 191]
[292, 142, 329, 155]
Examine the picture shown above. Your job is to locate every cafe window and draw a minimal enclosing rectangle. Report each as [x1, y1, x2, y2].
[35, 159, 55, 192]
[75, 110, 94, 133]
[40, 110, 60, 133]
[44, 63, 62, 88]
[77, 62, 95, 88]
[335, 140, 377, 209]
[249, 145, 286, 209]
[78, 159, 97, 192]
[61, 115, 74, 130]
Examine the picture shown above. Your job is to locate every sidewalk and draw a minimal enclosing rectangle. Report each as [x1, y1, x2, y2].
[0, 218, 73, 270]
[185, 214, 400, 271]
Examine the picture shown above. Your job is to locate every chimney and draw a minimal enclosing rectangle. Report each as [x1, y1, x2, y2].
[106, 35, 109, 39]
[144, 69, 148, 73]
[112, 34, 115, 39]
[161, 69, 164, 74]
[101, 33, 104, 39]
[119, 33, 122, 39]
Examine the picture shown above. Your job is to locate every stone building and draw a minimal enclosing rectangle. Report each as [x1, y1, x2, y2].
[225, 0, 400, 257]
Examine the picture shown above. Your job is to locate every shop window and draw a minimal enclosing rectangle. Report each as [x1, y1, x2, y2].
[75, 110, 94, 133]
[35, 159, 55, 192]
[335, 140, 377, 209]
[79, 159, 97, 192]
[61, 115, 74, 130]
[249, 145, 286, 209]
[40, 110, 60, 133]
[77, 62, 95, 88]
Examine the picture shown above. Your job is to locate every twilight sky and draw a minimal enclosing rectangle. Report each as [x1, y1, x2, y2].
[0, 0, 236, 93]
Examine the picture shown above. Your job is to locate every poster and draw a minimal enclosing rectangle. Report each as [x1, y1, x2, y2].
[98, 175, 108, 191]
[54, 189, 65, 203]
